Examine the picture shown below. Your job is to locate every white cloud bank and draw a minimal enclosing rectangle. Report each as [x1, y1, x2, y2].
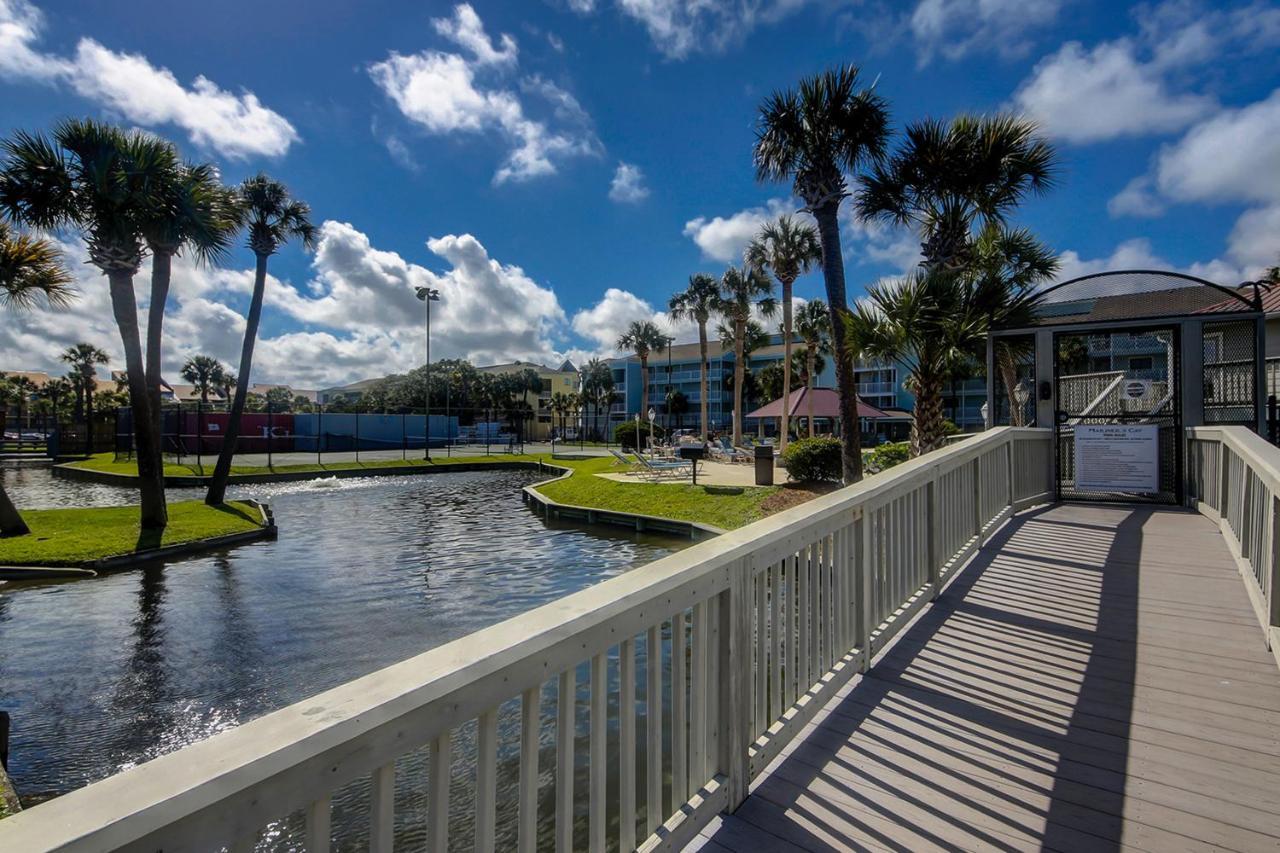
[0, 0, 297, 158]
[370, 4, 600, 184]
[569, 0, 810, 60]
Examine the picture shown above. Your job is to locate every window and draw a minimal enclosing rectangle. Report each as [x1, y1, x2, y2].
[1128, 357, 1152, 372]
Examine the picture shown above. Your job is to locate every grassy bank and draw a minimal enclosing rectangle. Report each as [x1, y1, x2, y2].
[534, 456, 777, 530]
[64, 453, 784, 531]
[0, 500, 264, 566]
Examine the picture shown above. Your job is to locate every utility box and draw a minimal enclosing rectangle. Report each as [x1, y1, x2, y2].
[755, 445, 774, 486]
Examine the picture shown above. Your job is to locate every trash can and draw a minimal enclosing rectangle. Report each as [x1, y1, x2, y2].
[754, 444, 774, 486]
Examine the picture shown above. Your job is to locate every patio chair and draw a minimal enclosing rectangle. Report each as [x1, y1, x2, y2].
[630, 451, 696, 481]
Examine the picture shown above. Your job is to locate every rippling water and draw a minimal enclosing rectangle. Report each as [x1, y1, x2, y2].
[0, 464, 688, 839]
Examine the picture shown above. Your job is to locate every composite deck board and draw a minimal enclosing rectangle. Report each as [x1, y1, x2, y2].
[702, 504, 1280, 853]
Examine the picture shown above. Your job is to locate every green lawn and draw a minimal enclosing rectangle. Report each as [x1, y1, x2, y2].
[534, 456, 777, 530]
[0, 500, 264, 566]
[64, 452, 782, 531]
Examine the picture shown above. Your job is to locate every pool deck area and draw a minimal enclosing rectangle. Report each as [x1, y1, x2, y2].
[691, 503, 1280, 852]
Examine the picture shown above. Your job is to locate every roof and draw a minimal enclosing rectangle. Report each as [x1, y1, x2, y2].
[745, 387, 890, 420]
[478, 360, 576, 374]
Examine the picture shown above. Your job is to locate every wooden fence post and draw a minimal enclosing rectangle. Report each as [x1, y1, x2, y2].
[720, 557, 752, 810]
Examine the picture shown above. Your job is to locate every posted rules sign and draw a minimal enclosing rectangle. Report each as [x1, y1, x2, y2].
[1074, 424, 1159, 493]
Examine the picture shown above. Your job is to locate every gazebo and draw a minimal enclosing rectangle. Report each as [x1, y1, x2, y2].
[746, 387, 890, 438]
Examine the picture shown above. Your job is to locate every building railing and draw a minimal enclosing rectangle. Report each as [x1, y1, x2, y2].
[1186, 426, 1280, 662]
[1, 427, 1053, 852]
[856, 381, 895, 396]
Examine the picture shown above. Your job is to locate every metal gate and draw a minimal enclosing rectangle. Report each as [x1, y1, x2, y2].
[1053, 325, 1181, 504]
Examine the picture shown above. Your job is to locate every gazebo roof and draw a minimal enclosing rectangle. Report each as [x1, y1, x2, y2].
[746, 387, 890, 420]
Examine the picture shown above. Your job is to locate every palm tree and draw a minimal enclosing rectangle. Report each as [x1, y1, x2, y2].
[1, 119, 178, 528]
[716, 265, 776, 446]
[550, 391, 572, 440]
[795, 299, 833, 438]
[206, 174, 315, 506]
[581, 358, 614, 443]
[857, 114, 1057, 274]
[142, 163, 241, 446]
[846, 230, 1051, 455]
[616, 320, 668, 424]
[668, 273, 720, 440]
[60, 343, 109, 426]
[219, 372, 237, 406]
[0, 223, 73, 534]
[754, 66, 890, 483]
[745, 215, 821, 452]
[180, 355, 227, 405]
[855, 114, 1057, 445]
[972, 226, 1059, 426]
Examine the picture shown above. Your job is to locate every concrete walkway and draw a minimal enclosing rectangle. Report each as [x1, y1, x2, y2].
[596, 458, 785, 488]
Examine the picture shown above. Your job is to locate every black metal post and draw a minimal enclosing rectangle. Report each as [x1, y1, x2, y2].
[402, 412, 407, 461]
[317, 405, 323, 467]
[0, 710, 9, 771]
[355, 412, 360, 464]
[1269, 395, 1277, 444]
[196, 400, 203, 473]
[267, 402, 273, 469]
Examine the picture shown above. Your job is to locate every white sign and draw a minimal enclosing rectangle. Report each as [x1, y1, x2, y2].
[1121, 379, 1152, 400]
[1075, 424, 1159, 493]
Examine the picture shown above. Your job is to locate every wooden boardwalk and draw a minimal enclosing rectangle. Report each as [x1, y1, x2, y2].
[694, 503, 1280, 852]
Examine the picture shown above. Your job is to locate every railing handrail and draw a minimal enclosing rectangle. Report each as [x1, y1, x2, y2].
[1, 426, 1052, 851]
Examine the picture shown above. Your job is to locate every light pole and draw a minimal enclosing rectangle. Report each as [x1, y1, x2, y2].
[416, 286, 441, 459]
[647, 407, 656, 452]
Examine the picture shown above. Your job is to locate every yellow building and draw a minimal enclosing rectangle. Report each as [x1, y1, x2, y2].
[476, 359, 578, 440]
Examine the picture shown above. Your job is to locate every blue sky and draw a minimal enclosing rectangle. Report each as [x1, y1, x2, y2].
[2, 0, 1278, 388]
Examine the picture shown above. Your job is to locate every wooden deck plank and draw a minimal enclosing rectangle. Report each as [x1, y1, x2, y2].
[703, 504, 1280, 853]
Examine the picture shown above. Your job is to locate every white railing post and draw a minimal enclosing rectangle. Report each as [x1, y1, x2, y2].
[926, 474, 939, 600]
[1005, 437, 1015, 508]
[719, 557, 751, 809]
[857, 507, 872, 669]
[1271, 493, 1280, 652]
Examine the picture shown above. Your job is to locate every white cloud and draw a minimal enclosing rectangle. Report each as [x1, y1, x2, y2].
[1107, 176, 1166, 218]
[911, 0, 1064, 64]
[1149, 89, 1280, 206]
[1, 221, 587, 389]
[433, 3, 518, 67]
[1227, 205, 1280, 272]
[0, 0, 296, 158]
[683, 198, 799, 262]
[609, 162, 649, 203]
[369, 4, 600, 184]
[1012, 40, 1214, 143]
[1053, 237, 1246, 287]
[1012, 1, 1280, 145]
[593, 0, 810, 59]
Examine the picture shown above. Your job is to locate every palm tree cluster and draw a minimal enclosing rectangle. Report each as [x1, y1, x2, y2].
[754, 65, 1060, 470]
[0, 118, 313, 527]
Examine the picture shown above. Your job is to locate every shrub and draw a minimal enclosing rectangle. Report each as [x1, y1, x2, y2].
[614, 420, 665, 450]
[865, 441, 910, 474]
[782, 436, 842, 483]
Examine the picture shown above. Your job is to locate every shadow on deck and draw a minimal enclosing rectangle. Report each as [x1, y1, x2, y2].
[697, 503, 1280, 852]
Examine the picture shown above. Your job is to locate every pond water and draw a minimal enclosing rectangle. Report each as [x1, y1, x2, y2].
[0, 464, 689, 832]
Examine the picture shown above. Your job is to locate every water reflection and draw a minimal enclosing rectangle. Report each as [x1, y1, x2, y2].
[0, 466, 688, 817]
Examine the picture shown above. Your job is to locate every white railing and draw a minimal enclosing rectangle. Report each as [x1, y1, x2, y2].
[1, 427, 1053, 853]
[1186, 426, 1280, 664]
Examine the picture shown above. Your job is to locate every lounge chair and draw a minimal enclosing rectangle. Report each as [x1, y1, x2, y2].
[630, 451, 697, 481]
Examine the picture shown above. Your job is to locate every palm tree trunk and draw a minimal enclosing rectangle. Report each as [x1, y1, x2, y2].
[207, 254, 267, 505]
[813, 203, 863, 484]
[0, 483, 30, 536]
[698, 323, 709, 441]
[996, 343, 1023, 427]
[108, 269, 168, 529]
[911, 373, 947, 456]
[781, 279, 793, 451]
[146, 250, 172, 462]
[732, 318, 745, 447]
[807, 350, 817, 438]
